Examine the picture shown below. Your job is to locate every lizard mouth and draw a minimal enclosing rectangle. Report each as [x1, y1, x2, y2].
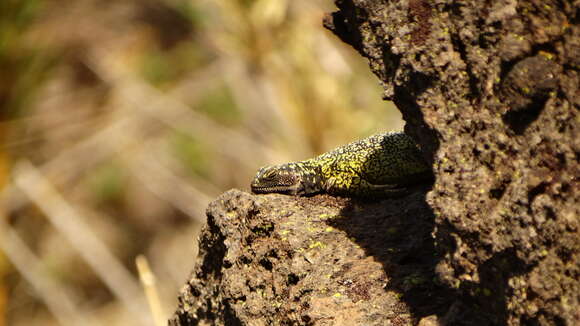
[251, 183, 300, 195]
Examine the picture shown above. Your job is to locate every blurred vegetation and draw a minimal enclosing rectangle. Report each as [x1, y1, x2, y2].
[0, 0, 55, 120]
[0, 0, 402, 325]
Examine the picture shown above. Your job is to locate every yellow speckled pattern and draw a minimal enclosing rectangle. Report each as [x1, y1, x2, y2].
[251, 132, 432, 197]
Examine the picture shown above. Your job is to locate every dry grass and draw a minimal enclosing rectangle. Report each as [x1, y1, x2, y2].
[0, 0, 402, 325]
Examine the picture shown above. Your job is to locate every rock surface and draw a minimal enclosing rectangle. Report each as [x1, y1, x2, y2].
[170, 188, 491, 325]
[324, 0, 579, 324]
[171, 0, 579, 325]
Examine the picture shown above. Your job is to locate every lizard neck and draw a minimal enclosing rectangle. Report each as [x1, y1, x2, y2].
[295, 160, 325, 195]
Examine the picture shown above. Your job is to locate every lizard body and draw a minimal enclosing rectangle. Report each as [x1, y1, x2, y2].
[251, 132, 432, 198]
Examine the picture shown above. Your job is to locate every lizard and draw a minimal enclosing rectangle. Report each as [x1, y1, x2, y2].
[250, 132, 432, 198]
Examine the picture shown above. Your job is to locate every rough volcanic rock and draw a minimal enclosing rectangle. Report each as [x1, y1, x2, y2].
[170, 188, 492, 325]
[171, 0, 578, 325]
[323, 0, 579, 324]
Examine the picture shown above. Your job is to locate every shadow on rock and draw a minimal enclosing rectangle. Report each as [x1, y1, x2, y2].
[329, 187, 494, 325]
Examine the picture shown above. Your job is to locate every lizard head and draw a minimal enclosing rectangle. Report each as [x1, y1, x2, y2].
[251, 163, 317, 196]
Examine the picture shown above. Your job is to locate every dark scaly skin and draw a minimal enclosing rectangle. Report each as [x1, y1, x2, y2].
[251, 132, 432, 198]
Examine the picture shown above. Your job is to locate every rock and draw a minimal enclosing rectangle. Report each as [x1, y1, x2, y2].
[324, 0, 579, 324]
[171, 0, 579, 324]
[170, 188, 489, 325]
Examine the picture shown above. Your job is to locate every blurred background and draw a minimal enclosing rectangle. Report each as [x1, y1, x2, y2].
[0, 0, 402, 325]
